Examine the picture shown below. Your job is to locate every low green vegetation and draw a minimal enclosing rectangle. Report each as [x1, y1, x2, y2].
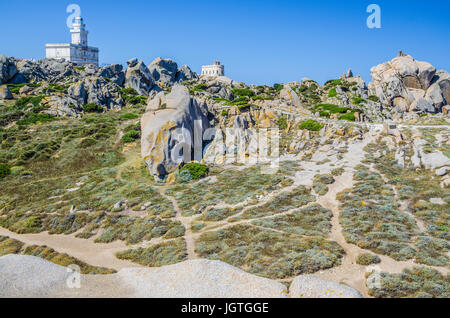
[251, 204, 333, 237]
[232, 88, 255, 97]
[0, 236, 24, 256]
[0, 163, 11, 180]
[233, 186, 315, 220]
[352, 97, 366, 105]
[120, 88, 147, 105]
[7, 83, 41, 94]
[299, 119, 324, 131]
[95, 216, 184, 244]
[24, 245, 116, 274]
[338, 113, 356, 122]
[338, 165, 420, 261]
[196, 224, 344, 279]
[273, 84, 284, 92]
[278, 116, 288, 130]
[312, 174, 335, 196]
[122, 130, 140, 143]
[356, 253, 381, 265]
[166, 165, 293, 216]
[17, 113, 57, 125]
[192, 84, 208, 92]
[83, 103, 104, 113]
[367, 267, 449, 298]
[368, 95, 379, 102]
[120, 113, 139, 120]
[328, 88, 337, 98]
[116, 238, 187, 267]
[179, 162, 209, 181]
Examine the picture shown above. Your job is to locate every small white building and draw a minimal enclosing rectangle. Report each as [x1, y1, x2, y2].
[201, 61, 225, 77]
[45, 16, 99, 66]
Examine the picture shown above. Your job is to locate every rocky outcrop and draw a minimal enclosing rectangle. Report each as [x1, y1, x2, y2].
[148, 58, 198, 86]
[98, 64, 125, 86]
[369, 54, 449, 114]
[125, 58, 154, 96]
[141, 84, 210, 181]
[67, 77, 124, 110]
[176, 65, 198, 82]
[148, 58, 179, 86]
[0, 55, 18, 84]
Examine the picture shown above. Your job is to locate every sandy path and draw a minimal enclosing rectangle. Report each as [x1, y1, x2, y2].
[0, 227, 141, 271]
[158, 188, 199, 260]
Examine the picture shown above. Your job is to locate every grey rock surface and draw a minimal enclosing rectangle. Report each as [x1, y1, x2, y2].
[290, 275, 362, 298]
[125, 59, 154, 95]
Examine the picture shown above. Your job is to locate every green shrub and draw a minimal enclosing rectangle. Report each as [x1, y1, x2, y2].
[180, 162, 209, 180]
[14, 96, 45, 109]
[192, 84, 208, 92]
[338, 113, 356, 122]
[278, 116, 288, 130]
[328, 88, 337, 98]
[16, 113, 57, 125]
[273, 84, 284, 92]
[122, 130, 140, 143]
[83, 103, 104, 113]
[120, 88, 138, 96]
[120, 113, 139, 120]
[356, 253, 381, 265]
[232, 88, 255, 97]
[314, 104, 350, 114]
[299, 119, 324, 131]
[0, 163, 11, 179]
[352, 97, 366, 105]
[221, 109, 228, 116]
[368, 95, 379, 102]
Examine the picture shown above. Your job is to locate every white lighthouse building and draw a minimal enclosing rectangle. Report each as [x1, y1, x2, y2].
[201, 61, 225, 77]
[45, 16, 99, 66]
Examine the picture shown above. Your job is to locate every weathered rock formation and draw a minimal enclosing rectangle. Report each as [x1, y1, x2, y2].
[141, 84, 210, 181]
[369, 54, 449, 114]
[125, 58, 154, 96]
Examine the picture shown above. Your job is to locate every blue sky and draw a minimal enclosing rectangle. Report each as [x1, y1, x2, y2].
[1, 0, 449, 85]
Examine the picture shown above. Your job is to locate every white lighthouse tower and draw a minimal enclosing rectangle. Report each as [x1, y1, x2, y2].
[45, 16, 99, 66]
[70, 17, 88, 47]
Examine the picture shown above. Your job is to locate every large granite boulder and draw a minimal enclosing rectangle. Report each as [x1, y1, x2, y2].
[369, 54, 449, 114]
[141, 84, 210, 181]
[0, 85, 13, 100]
[148, 57, 179, 86]
[125, 58, 154, 96]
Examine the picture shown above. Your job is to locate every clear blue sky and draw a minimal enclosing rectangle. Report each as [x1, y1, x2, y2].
[1, 0, 449, 85]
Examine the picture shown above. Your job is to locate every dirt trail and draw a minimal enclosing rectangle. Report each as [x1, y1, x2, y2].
[158, 188, 199, 260]
[0, 227, 141, 271]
